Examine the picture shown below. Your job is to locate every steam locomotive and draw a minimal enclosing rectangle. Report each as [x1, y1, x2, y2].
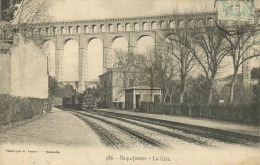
[81, 95, 97, 110]
[62, 94, 98, 111]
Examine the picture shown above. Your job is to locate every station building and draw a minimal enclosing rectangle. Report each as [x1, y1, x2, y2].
[125, 87, 161, 110]
[99, 68, 161, 110]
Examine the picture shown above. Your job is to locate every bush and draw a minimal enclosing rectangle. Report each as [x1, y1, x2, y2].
[0, 94, 50, 126]
[140, 102, 259, 125]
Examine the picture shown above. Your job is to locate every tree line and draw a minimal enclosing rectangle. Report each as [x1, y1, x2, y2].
[114, 14, 260, 105]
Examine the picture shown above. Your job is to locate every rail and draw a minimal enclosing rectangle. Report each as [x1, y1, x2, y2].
[77, 111, 166, 148]
[91, 109, 260, 147]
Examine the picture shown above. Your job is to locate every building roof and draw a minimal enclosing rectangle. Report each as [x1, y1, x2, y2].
[126, 86, 161, 90]
[99, 68, 124, 78]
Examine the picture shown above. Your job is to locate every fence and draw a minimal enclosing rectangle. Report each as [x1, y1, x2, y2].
[140, 102, 260, 125]
[0, 94, 51, 126]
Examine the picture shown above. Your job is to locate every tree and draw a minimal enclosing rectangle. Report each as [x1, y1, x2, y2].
[114, 49, 140, 90]
[191, 20, 230, 104]
[1, 0, 54, 39]
[1, 0, 23, 21]
[166, 80, 179, 103]
[155, 43, 177, 103]
[218, 17, 260, 103]
[138, 50, 157, 102]
[12, 0, 53, 27]
[48, 76, 77, 98]
[48, 76, 59, 97]
[59, 84, 77, 97]
[82, 84, 102, 100]
[92, 82, 103, 101]
[112, 49, 142, 107]
[163, 21, 196, 103]
[186, 75, 219, 104]
[251, 67, 260, 79]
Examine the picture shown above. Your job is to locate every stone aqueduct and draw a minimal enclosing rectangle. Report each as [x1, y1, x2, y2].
[20, 10, 258, 92]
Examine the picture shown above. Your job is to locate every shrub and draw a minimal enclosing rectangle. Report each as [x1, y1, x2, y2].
[0, 94, 50, 126]
[140, 102, 259, 125]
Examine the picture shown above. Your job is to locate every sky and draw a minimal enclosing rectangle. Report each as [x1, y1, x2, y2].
[46, 0, 260, 81]
[50, 0, 216, 21]
[50, 0, 260, 21]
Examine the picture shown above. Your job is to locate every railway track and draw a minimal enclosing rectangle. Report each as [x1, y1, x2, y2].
[65, 107, 259, 148]
[85, 111, 211, 146]
[89, 109, 260, 147]
[76, 111, 166, 149]
[70, 111, 120, 149]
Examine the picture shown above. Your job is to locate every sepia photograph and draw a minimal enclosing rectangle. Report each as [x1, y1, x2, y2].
[0, 0, 260, 164]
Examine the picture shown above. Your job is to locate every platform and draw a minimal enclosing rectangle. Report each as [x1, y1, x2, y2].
[0, 107, 102, 148]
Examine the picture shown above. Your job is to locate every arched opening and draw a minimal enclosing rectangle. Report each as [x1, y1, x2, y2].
[63, 40, 79, 81]
[87, 39, 103, 81]
[109, 24, 114, 32]
[100, 24, 105, 32]
[61, 27, 66, 34]
[42, 40, 56, 77]
[207, 18, 215, 26]
[22, 29, 27, 36]
[49, 28, 53, 35]
[111, 37, 128, 67]
[53, 27, 58, 35]
[42, 28, 46, 35]
[92, 25, 97, 33]
[170, 21, 175, 29]
[33, 28, 38, 36]
[38, 28, 42, 35]
[125, 23, 130, 31]
[134, 23, 139, 31]
[68, 26, 73, 34]
[65, 27, 69, 34]
[23, 29, 27, 36]
[161, 21, 166, 29]
[50, 28, 53, 35]
[24, 29, 30, 36]
[45, 28, 49, 35]
[188, 19, 195, 28]
[117, 23, 122, 32]
[76, 26, 82, 33]
[30, 29, 35, 36]
[151, 21, 157, 30]
[143, 22, 148, 30]
[84, 25, 88, 33]
[137, 36, 155, 54]
[179, 20, 185, 28]
[198, 19, 204, 27]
